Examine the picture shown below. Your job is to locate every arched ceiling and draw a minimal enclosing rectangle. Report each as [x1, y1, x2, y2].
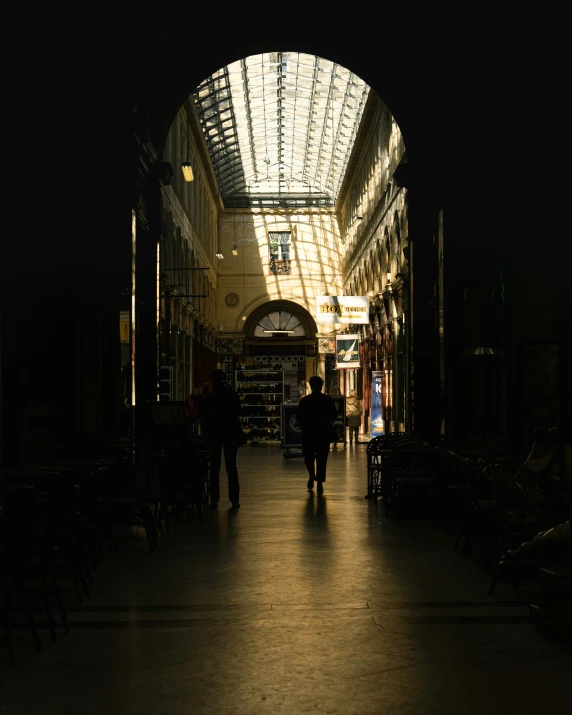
[133, 10, 448, 177]
[192, 52, 370, 207]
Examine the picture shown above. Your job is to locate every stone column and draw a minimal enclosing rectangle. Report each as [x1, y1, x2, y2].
[304, 356, 316, 391]
[132, 152, 165, 468]
[444, 178, 508, 448]
[1, 202, 127, 467]
[316, 354, 326, 384]
[393, 164, 440, 442]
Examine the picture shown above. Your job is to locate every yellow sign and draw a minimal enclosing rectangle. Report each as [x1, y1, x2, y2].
[316, 296, 369, 324]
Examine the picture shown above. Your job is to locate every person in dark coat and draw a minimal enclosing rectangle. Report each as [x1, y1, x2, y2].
[202, 369, 242, 509]
[197, 382, 210, 436]
[295, 375, 337, 494]
[186, 387, 201, 436]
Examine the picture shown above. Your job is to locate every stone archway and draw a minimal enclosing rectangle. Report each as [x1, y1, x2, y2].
[130, 27, 445, 443]
[133, 8, 447, 182]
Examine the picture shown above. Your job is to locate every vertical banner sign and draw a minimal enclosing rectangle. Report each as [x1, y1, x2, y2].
[371, 371, 384, 437]
[335, 334, 361, 369]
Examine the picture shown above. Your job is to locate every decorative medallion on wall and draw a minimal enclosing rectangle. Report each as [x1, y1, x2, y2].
[225, 292, 240, 308]
[319, 337, 335, 354]
[216, 338, 242, 354]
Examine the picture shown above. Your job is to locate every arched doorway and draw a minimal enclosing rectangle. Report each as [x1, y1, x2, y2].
[218, 300, 316, 444]
[241, 300, 317, 403]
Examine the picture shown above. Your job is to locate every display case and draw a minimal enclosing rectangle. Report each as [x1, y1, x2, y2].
[236, 368, 284, 443]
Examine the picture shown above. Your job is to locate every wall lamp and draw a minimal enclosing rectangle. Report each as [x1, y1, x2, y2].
[182, 162, 194, 182]
[181, 119, 194, 182]
[216, 218, 224, 259]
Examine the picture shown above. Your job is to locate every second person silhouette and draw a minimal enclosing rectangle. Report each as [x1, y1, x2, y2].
[295, 375, 337, 494]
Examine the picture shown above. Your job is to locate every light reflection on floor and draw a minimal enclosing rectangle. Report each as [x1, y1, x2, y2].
[1, 445, 570, 714]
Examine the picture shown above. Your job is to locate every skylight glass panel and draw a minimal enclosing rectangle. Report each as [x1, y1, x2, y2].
[193, 52, 369, 205]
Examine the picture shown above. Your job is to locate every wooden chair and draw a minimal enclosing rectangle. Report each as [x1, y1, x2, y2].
[383, 441, 439, 518]
[1, 486, 69, 664]
[365, 433, 410, 500]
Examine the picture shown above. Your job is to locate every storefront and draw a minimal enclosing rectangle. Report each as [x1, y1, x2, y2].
[158, 294, 217, 401]
[365, 277, 409, 435]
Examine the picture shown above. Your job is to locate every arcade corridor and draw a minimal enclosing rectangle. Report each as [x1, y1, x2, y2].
[1, 6, 571, 714]
[1, 446, 570, 714]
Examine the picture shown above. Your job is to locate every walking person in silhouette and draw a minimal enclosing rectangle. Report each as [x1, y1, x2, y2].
[295, 375, 337, 494]
[202, 369, 243, 509]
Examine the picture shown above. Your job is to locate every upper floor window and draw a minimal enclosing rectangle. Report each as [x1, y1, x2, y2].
[269, 231, 292, 274]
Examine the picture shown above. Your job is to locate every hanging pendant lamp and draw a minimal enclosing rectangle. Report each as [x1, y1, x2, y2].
[181, 118, 194, 182]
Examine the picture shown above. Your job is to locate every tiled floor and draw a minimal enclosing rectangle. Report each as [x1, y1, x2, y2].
[1, 444, 571, 714]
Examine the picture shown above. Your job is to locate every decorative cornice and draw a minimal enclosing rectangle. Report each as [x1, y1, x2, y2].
[344, 184, 403, 281]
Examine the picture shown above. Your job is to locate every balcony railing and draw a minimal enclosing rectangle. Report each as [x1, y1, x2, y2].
[269, 259, 291, 275]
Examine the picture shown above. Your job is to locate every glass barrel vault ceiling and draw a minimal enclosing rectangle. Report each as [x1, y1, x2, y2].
[192, 52, 370, 208]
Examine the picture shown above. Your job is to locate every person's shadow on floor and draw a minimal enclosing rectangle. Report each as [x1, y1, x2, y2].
[304, 492, 329, 534]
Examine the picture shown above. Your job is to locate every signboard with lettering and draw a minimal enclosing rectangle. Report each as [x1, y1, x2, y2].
[335, 334, 361, 368]
[371, 371, 384, 437]
[315, 295, 369, 324]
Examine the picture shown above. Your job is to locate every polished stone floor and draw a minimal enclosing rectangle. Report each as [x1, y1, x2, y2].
[1, 444, 571, 714]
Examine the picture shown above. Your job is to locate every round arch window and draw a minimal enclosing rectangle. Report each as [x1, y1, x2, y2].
[253, 309, 306, 337]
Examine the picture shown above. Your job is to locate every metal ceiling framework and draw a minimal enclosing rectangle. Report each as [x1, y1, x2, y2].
[193, 52, 370, 208]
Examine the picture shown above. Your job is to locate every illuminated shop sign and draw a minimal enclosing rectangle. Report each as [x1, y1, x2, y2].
[335, 334, 360, 369]
[315, 295, 369, 324]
